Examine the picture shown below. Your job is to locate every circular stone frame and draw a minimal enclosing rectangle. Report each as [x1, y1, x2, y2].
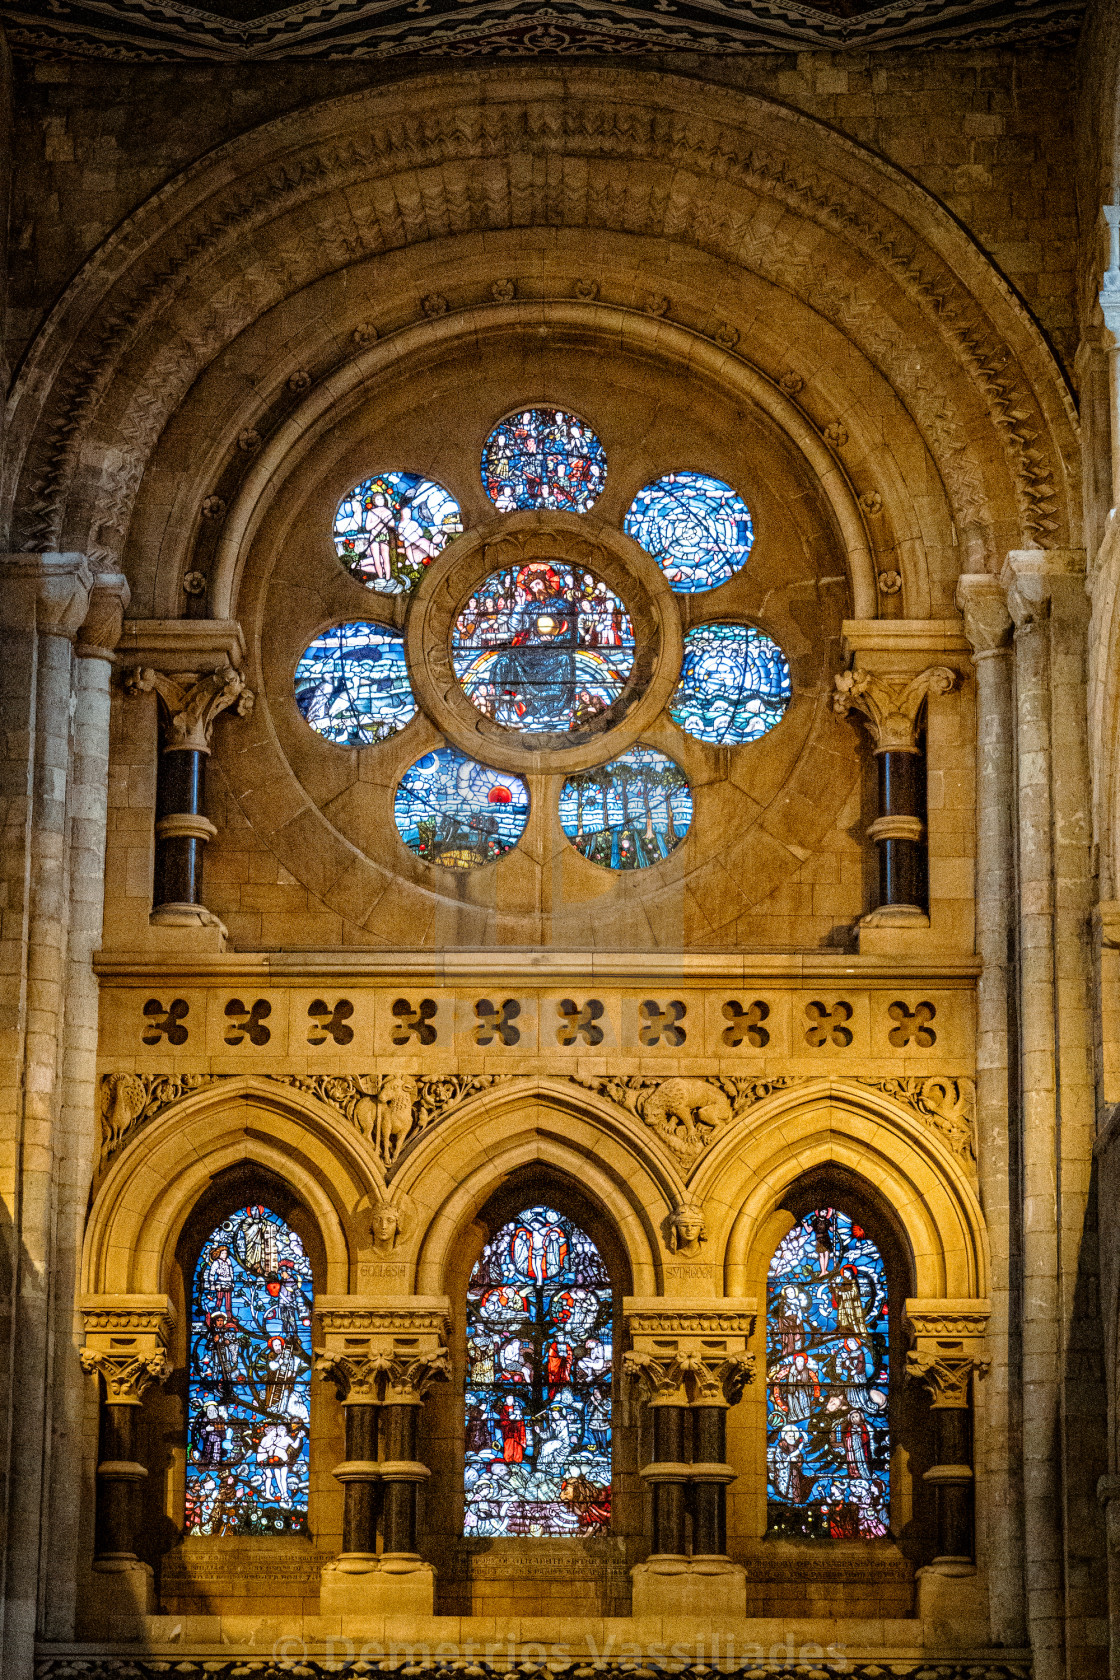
[406, 510, 683, 776]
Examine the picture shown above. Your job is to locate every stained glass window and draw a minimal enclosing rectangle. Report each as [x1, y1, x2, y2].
[766, 1207, 890, 1540]
[559, 745, 692, 870]
[186, 1204, 313, 1536]
[670, 624, 792, 745]
[481, 410, 606, 513]
[465, 1204, 612, 1538]
[624, 472, 754, 592]
[394, 747, 530, 868]
[452, 563, 635, 733]
[333, 472, 463, 595]
[295, 622, 415, 746]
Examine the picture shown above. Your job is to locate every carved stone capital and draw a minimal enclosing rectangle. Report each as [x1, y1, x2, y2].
[315, 1296, 451, 1404]
[999, 548, 1086, 635]
[624, 1299, 756, 1408]
[0, 552, 94, 639]
[955, 573, 1012, 658]
[124, 664, 254, 753]
[904, 1297, 991, 1407]
[78, 570, 131, 659]
[79, 1293, 175, 1403]
[832, 665, 959, 752]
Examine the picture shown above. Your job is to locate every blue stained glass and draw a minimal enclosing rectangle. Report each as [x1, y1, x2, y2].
[294, 622, 415, 747]
[186, 1204, 313, 1536]
[481, 409, 606, 513]
[766, 1207, 890, 1541]
[333, 472, 463, 596]
[670, 624, 792, 745]
[394, 747, 530, 869]
[465, 1205, 612, 1538]
[559, 745, 692, 871]
[624, 472, 754, 592]
[452, 563, 635, 734]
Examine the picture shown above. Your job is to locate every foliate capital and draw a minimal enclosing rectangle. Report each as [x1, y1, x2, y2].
[623, 1348, 755, 1408]
[124, 664, 254, 752]
[314, 1346, 450, 1405]
[79, 1346, 171, 1404]
[832, 665, 959, 752]
[955, 574, 1012, 657]
[904, 1296, 991, 1408]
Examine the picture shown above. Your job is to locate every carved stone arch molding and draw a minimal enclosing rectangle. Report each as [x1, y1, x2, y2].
[3, 68, 1078, 590]
[81, 1079, 377, 1297]
[396, 1090, 676, 1296]
[691, 1083, 990, 1300]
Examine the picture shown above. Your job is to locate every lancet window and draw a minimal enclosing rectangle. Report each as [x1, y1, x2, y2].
[464, 1204, 612, 1537]
[186, 1203, 314, 1536]
[766, 1206, 891, 1540]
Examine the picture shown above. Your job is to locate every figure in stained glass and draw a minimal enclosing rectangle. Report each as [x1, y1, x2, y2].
[624, 472, 754, 592]
[186, 1204, 313, 1536]
[670, 624, 792, 745]
[558, 745, 692, 870]
[294, 622, 416, 747]
[334, 472, 463, 594]
[766, 1206, 890, 1540]
[394, 747, 530, 868]
[452, 564, 635, 733]
[464, 1205, 612, 1538]
[481, 409, 606, 513]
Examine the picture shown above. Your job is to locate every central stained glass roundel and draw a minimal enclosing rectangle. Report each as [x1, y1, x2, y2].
[452, 563, 635, 734]
[394, 747, 530, 869]
[481, 410, 606, 513]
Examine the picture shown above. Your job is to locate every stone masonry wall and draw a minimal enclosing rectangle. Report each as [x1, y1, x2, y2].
[5, 45, 1080, 384]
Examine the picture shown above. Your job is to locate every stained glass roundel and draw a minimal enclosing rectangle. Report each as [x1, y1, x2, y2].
[465, 1204, 612, 1537]
[294, 622, 416, 746]
[670, 623, 792, 745]
[481, 409, 606, 513]
[559, 745, 692, 870]
[333, 471, 463, 595]
[766, 1207, 890, 1541]
[187, 1204, 313, 1536]
[394, 747, 530, 869]
[624, 472, 754, 592]
[452, 563, 635, 734]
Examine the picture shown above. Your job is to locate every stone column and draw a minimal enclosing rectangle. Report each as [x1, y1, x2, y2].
[123, 662, 251, 930]
[1098, 206, 1120, 506]
[315, 1297, 450, 1614]
[43, 573, 130, 1640]
[77, 1295, 174, 1634]
[1002, 549, 1101, 1680]
[956, 573, 1024, 1646]
[624, 1301, 754, 1617]
[905, 1300, 991, 1568]
[0, 554, 91, 1680]
[833, 662, 959, 925]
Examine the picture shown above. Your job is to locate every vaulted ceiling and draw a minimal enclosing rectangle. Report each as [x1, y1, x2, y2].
[0, 0, 1084, 60]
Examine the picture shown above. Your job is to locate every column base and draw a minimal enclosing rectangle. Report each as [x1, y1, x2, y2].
[631, 1557, 746, 1618]
[320, 1556, 435, 1615]
[76, 1558, 156, 1640]
[917, 1561, 988, 1644]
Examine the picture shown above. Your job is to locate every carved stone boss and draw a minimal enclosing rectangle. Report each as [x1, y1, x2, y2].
[124, 655, 253, 931]
[624, 1301, 756, 1573]
[834, 665, 959, 924]
[314, 1298, 450, 1577]
[905, 1297, 991, 1568]
[79, 1295, 174, 1575]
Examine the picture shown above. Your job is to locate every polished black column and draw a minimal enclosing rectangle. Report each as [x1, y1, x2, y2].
[645, 1404, 691, 1558]
[927, 1405, 974, 1565]
[337, 1403, 381, 1559]
[379, 1403, 427, 1560]
[93, 1403, 148, 1566]
[871, 749, 925, 912]
[154, 748, 210, 911]
[690, 1406, 729, 1558]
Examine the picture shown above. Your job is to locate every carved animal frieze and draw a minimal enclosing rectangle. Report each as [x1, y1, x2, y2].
[572, 1073, 802, 1161]
[859, 1076, 977, 1162]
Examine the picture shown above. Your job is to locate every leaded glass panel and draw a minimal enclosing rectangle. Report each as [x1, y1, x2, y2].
[452, 563, 635, 733]
[465, 1205, 612, 1537]
[766, 1207, 890, 1540]
[334, 472, 463, 595]
[394, 747, 530, 868]
[670, 624, 792, 745]
[295, 622, 415, 746]
[186, 1204, 313, 1536]
[559, 745, 692, 870]
[624, 472, 754, 592]
[481, 410, 606, 513]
